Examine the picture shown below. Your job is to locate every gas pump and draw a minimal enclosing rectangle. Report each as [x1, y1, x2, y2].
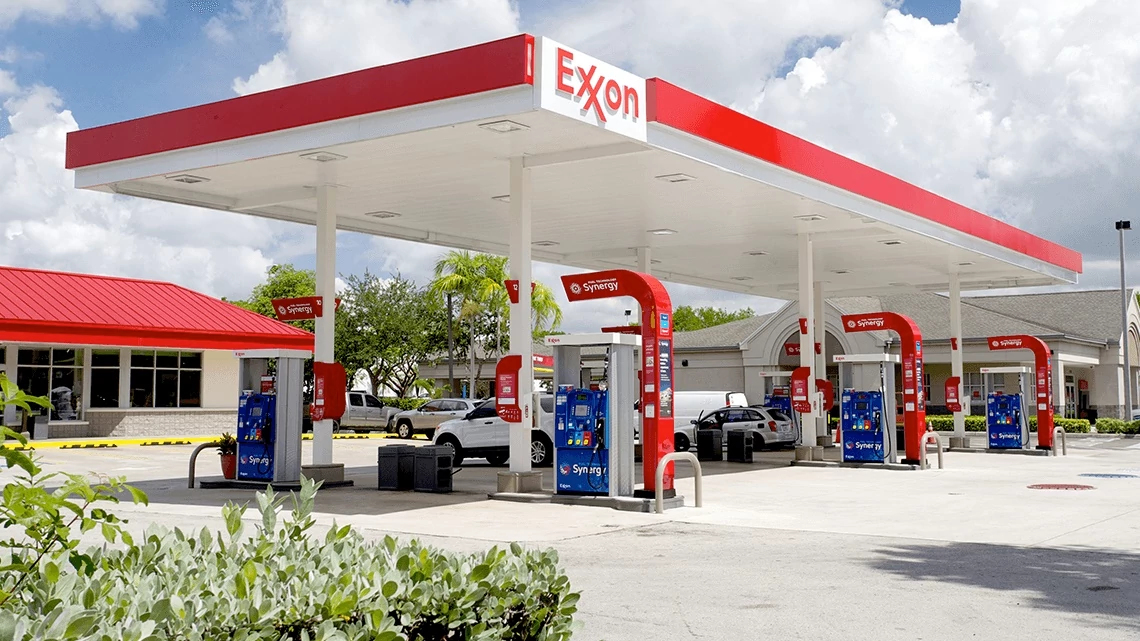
[546, 333, 637, 498]
[835, 354, 900, 464]
[233, 349, 309, 483]
[981, 366, 1031, 450]
[758, 371, 799, 440]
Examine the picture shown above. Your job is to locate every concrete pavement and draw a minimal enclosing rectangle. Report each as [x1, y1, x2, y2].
[15, 439, 1140, 640]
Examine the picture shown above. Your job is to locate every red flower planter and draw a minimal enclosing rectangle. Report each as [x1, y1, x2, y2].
[220, 453, 237, 480]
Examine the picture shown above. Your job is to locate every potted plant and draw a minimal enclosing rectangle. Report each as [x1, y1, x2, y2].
[217, 432, 237, 480]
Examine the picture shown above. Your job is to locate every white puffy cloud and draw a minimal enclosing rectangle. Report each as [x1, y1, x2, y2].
[0, 78, 293, 299]
[750, 2, 1140, 280]
[0, 0, 162, 29]
[231, 0, 520, 95]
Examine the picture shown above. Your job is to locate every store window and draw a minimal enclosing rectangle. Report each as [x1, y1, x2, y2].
[129, 350, 202, 408]
[17, 348, 83, 420]
[90, 349, 120, 408]
[923, 373, 931, 403]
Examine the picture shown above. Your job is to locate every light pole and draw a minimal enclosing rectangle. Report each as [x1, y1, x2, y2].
[446, 293, 456, 397]
[1117, 220, 1132, 419]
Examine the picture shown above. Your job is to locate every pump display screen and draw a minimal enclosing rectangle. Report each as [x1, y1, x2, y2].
[573, 405, 589, 417]
[855, 402, 868, 411]
[998, 402, 1009, 410]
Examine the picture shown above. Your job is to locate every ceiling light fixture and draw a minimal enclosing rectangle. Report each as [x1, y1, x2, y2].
[654, 173, 695, 183]
[794, 214, 827, 222]
[648, 228, 677, 235]
[299, 150, 347, 162]
[957, 261, 975, 266]
[165, 174, 210, 184]
[731, 276, 753, 281]
[532, 240, 559, 247]
[833, 269, 850, 275]
[491, 194, 510, 203]
[879, 239, 905, 246]
[889, 282, 909, 287]
[651, 259, 662, 265]
[478, 120, 529, 133]
[364, 211, 401, 219]
[745, 250, 768, 256]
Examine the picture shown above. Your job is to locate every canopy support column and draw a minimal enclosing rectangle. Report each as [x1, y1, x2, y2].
[814, 282, 828, 445]
[507, 156, 534, 476]
[313, 184, 337, 466]
[796, 234, 818, 459]
[949, 274, 967, 447]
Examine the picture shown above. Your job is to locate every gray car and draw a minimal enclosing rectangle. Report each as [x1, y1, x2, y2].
[390, 398, 479, 439]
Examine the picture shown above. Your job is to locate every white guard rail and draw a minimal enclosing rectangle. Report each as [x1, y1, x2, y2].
[920, 430, 944, 470]
[1052, 427, 1067, 456]
[655, 451, 703, 514]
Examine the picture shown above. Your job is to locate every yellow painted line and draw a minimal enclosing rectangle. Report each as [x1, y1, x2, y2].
[3, 432, 427, 451]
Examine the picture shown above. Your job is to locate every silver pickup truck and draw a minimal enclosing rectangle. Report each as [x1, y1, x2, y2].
[305, 391, 401, 433]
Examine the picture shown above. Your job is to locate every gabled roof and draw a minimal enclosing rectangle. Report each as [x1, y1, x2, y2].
[963, 289, 1122, 343]
[830, 293, 1066, 343]
[0, 266, 314, 351]
[675, 314, 773, 351]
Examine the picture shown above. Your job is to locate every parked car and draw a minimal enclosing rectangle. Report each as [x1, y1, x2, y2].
[432, 395, 555, 467]
[692, 405, 796, 450]
[391, 398, 479, 439]
[303, 391, 400, 433]
[672, 391, 749, 451]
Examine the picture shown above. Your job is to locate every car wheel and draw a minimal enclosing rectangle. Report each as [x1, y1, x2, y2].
[396, 421, 413, 439]
[531, 433, 554, 467]
[331, 420, 340, 434]
[437, 435, 463, 467]
[674, 433, 691, 452]
[486, 452, 508, 466]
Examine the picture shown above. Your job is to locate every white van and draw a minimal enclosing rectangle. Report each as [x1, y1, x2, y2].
[672, 391, 748, 451]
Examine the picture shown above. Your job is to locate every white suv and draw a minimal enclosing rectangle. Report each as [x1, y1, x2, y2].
[432, 395, 555, 467]
[390, 398, 478, 439]
[692, 405, 796, 449]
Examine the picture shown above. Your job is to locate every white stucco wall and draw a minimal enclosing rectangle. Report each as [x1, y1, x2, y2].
[675, 351, 745, 394]
[201, 350, 239, 409]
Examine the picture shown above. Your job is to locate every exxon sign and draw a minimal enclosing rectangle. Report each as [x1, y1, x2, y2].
[537, 37, 647, 142]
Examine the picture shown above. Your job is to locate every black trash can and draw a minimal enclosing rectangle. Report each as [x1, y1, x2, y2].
[414, 445, 454, 493]
[696, 429, 723, 461]
[377, 445, 416, 491]
[726, 429, 753, 463]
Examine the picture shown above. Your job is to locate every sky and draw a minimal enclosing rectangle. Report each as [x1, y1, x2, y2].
[1, 0, 1137, 334]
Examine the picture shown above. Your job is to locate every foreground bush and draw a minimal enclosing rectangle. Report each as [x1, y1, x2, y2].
[925, 414, 1090, 433]
[1093, 418, 1140, 434]
[1, 478, 578, 640]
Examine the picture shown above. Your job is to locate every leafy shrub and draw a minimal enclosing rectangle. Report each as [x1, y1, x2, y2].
[1027, 416, 1091, 433]
[1095, 418, 1140, 434]
[380, 397, 430, 411]
[925, 414, 1091, 433]
[0, 478, 578, 640]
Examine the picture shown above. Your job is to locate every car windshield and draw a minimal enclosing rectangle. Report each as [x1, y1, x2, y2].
[768, 409, 792, 422]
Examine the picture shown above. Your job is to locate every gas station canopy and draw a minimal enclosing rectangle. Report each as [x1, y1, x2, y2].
[65, 34, 1081, 296]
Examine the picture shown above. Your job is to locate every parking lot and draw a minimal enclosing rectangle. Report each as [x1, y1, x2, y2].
[16, 435, 1140, 640]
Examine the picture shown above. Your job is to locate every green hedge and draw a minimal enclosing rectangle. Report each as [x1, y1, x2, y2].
[1094, 418, 1140, 434]
[923, 414, 1091, 433]
[2, 479, 577, 640]
[379, 397, 430, 411]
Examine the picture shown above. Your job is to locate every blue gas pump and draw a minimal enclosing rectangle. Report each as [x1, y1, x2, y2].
[237, 392, 276, 481]
[987, 393, 1026, 449]
[840, 390, 888, 462]
[554, 385, 609, 495]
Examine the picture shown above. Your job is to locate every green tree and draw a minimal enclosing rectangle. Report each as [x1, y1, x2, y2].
[335, 273, 448, 397]
[672, 305, 755, 332]
[231, 264, 317, 333]
[429, 251, 563, 398]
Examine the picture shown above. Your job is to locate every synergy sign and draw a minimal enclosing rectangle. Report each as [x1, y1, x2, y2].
[536, 37, 647, 142]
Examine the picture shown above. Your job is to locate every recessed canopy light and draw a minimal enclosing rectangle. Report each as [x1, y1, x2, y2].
[165, 174, 210, 184]
[731, 276, 753, 281]
[655, 173, 695, 183]
[879, 239, 905, 246]
[833, 269, 850, 275]
[491, 194, 511, 203]
[532, 240, 559, 247]
[957, 261, 975, 266]
[300, 150, 346, 162]
[745, 250, 768, 256]
[795, 214, 827, 222]
[889, 282, 909, 287]
[650, 259, 662, 265]
[478, 120, 529, 133]
[648, 228, 677, 235]
[364, 211, 401, 219]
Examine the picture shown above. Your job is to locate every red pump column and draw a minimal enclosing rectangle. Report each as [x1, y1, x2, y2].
[841, 312, 926, 464]
[987, 335, 1055, 449]
[562, 270, 675, 496]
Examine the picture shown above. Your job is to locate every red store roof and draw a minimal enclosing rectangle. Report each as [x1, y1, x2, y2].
[0, 266, 314, 351]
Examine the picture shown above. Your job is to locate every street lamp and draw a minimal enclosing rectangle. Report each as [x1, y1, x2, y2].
[1117, 220, 1132, 419]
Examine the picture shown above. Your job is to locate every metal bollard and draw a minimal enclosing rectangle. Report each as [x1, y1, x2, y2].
[655, 451, 703, 514]
[920, 430, 944, 470]
[1052, 427, 1067, 456]
[188, 441, 221, 488]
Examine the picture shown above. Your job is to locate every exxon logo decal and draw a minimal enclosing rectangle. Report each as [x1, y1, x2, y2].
[555, 48, 640, 123]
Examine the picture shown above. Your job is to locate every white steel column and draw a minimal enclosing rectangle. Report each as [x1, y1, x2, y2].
[949, 274, 966, 444]
[313, 184, 337, 465]
[2, 345, 15, 425]
[508, 157, 534, 473]
[637, 246, 651, 273]
[118, 347, 132, 409]
[1054, 356, 1066, 419]
[798, 234, 817, 450]
[814, 282, 827, 444]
